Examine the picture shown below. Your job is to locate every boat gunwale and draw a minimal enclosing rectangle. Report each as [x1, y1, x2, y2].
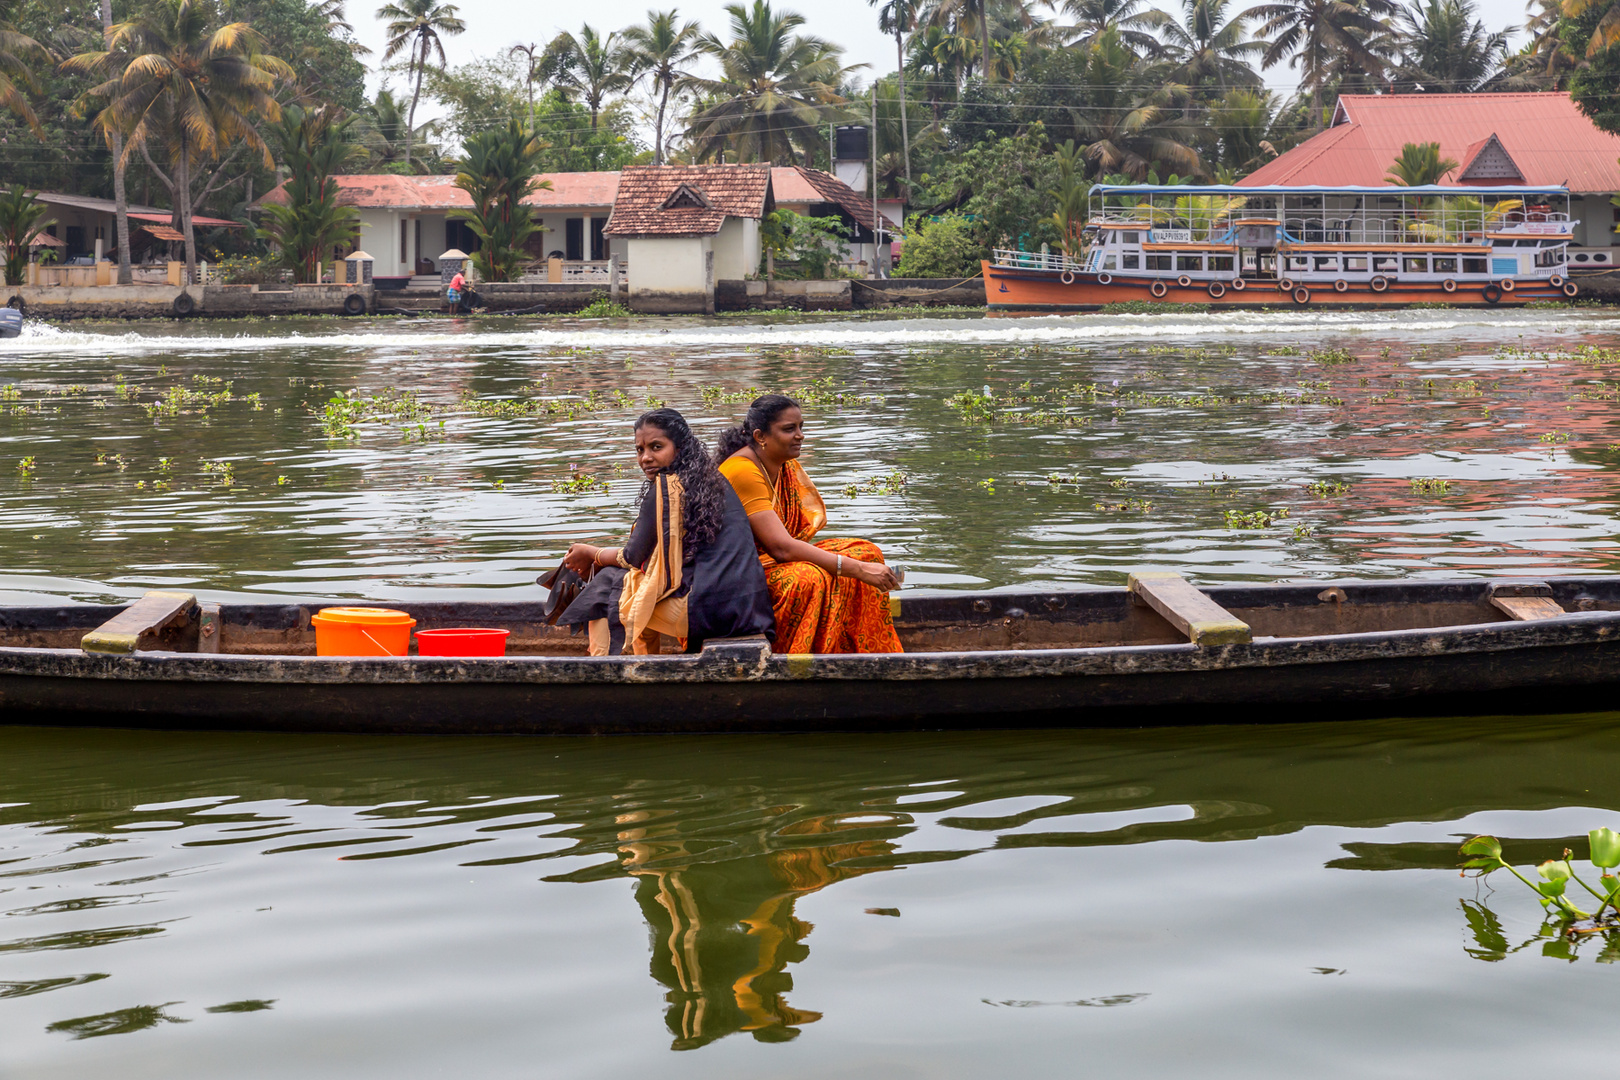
[0, 608, 1615, 686]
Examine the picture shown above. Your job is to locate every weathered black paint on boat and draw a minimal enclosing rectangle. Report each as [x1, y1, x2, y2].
[1, 577, 1618, 734]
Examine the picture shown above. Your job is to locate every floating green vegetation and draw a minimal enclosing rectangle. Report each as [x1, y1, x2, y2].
[322, 388, 435, 438]
[1094, 498, 1153, 513]
[144, 383, 234, 420]
[1307, 347, 1355, 365]
[841, 469, 908, 497]
[1540, 430, 1572, 444]
[1459, 829, 1620, 925]
[1409, 477, 1451, 495]
[0, 385, 20, 403]
[201, 459, 236, 486]
[1223, 508, 1289, 529]
[572, 298, 632, 319]
[701, 376, 879, 410]
[17, 456, 34, 475]
[551, 471, 608, 495]
[1306, 480, 1351, 498]
[1291, 522, 1316, 538]
[1270, 345, 1300, 356]
[1046, 472, 1082, 486]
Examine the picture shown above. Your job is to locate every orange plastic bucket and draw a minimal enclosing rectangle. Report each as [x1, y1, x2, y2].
[415, 628, 511, 657]
[310, 607, 416, 656]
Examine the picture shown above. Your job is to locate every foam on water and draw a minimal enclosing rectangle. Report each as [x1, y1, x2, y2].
[1, 308, 1613, 358]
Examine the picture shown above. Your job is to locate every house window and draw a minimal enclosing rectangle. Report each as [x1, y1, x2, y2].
[565, 218, 585, 261]
[1176, 254, 1202, 272]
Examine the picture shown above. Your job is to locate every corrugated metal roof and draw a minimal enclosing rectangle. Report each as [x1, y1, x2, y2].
[1240, 94, 1620, 193]
[10, 191, 237, 227]
[1096, 183, 1568, 195]
[253, 172, 621, 212]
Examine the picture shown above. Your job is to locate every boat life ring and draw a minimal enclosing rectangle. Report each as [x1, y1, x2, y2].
[1061, 270, 1076, 285]
[1277, 279, 1295, 292]
[1292, 286, 1311, 305]
[343, 293, 366, 316]
[1549, 275, 1564, 288]
[1333, 279, 1349, 293]
[1177, 274, 1193, 288]
[1482, 284, 1502, 304]
[1150, 280, 1168, 298]
[1230, 278, 1246, 291]
[1369, 275, 1389, 293]
[1441, 279, 1457, 293]
[1095, 272, 1110, 285]
[171, 292, 195, 317]
[1208, 281, 1226, 299]
[1564, 281, 1580, 298]
[1499, 278, 1515, 293]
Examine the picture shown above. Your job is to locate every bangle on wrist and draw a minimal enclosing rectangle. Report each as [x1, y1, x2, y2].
[835, 554, 843, 578]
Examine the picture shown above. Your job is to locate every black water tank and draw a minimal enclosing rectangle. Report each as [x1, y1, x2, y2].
[834, 125, 869, 161]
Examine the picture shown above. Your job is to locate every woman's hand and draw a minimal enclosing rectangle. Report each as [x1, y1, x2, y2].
[563, 543, 598, 575]
[847, 558, 900, 592]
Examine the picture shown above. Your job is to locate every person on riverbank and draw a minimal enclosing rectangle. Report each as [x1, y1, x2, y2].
[445, 269, 465, 314]
[716, 395, 902, 654]
[559, 409, 774, 655]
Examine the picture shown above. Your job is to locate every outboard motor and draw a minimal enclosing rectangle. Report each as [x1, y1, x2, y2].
[0, 307, 21, 340]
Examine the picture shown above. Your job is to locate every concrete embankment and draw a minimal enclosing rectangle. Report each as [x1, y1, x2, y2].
[715, 277, 985, 312]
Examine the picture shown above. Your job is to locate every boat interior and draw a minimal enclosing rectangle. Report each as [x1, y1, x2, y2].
[2, 575, 1616, 658]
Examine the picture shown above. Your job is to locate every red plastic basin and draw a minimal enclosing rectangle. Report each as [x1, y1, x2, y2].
[414, 628, 511, 657]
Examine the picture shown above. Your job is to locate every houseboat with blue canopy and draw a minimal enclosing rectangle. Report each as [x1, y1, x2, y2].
[984, 183, 1581, 311]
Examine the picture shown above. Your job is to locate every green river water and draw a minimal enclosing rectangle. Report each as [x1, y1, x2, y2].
[0, 310, 1617, 1075]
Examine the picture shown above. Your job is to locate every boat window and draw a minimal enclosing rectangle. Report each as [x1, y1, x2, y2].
[1374, 256, 1399, 272]
[1176, 255, 1203, 272]
[1314, 256, 1338, 271]
[1345, 256, 1369, 272]
[1433, 257, 1458, 274]
[1122, 254, 1140, 270]
[1535, 248, 1562, 267]
[1147, 254, 1173, 271]
[1103, 254, 1118, 270]
[1121, 232, 1139, 244]
[1209, 255, 1233, 272]
[1404, 257, 1429, 273]
[1463, 257, 1488, 274]
[1288, 256, 1309, 271]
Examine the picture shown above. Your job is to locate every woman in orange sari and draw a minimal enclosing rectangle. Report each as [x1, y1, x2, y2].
[715, 395, 902, 654]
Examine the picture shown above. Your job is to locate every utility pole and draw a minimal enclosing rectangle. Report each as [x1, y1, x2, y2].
[871, 91, 881, 277]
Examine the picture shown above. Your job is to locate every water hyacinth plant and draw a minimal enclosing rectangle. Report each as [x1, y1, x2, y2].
[1459, 829, 1620, 924]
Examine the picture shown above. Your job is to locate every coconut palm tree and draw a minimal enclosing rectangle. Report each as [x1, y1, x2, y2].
[541, 25, 634, 131]
[1388, 0, 1509, 91]
[906, 22, 976, 108]
[0, 0, 47, 136]
[1385, 140, 1457, 184]
[313, 0, 371, 55]
[623, 11, 703, 164]
[358, 86, 436, 168]
[1242, 0, 1397, 126]
[867, 0, 917, 185]
[1563, 0, 1620, 56]
[1145, 0, 1265, 91]
[1058, 28, 1201, 178]
[509, 41, 543, 130]
[682, 1, 860, 165]
[1057, 0, 1165, 54]
[1207, 86, 1286, 172]
[376, 0, 465, 169]
[88, 0, 132, 283]
[1500, 0, 1576, 87]
[64, 0, 290, 284]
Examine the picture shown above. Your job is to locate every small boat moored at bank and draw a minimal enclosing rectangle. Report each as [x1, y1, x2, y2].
[985, 183, 1581, 312]
[2, 574, 1619, 733]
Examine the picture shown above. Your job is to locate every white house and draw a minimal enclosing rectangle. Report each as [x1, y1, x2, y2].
[253, 172, 623, 279]
[603, 165, 773, 314]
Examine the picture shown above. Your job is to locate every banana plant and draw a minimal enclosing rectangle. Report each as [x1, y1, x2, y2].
[1459, 828, 1620, 922]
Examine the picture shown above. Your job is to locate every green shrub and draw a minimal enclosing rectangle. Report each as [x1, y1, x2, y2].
[896, 213, 980, 279]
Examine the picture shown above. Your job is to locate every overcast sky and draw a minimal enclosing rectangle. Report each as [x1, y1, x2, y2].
[346, 0, 1537, 128]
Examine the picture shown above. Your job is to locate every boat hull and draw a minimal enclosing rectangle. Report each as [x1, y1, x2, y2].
[1, 578, 1618, 734]
[982, 262, 1572, 312]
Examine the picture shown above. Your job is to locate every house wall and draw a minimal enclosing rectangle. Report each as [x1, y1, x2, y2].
[1573, 194, 1615, 249]
[714, 217, 760, 281]
[39, 203, 114, 261]
[355, 208, 624, 274]
[626, 235, 714, 313]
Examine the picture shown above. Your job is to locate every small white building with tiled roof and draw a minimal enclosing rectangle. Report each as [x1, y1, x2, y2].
[603, 164, 774, 313]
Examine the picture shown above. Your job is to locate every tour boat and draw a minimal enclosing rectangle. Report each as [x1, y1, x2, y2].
[1, 574, 1617, 733]
[984, 184, 1582, 312]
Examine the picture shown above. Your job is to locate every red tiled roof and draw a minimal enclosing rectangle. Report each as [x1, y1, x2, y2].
[603, 165, 773, 237]
[1240, 93, 1620, 193]
[770, 166, 883, 231]
[252, 172, 620, 211]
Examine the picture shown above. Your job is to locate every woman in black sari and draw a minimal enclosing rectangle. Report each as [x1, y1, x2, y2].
[558, 409, 774, 655]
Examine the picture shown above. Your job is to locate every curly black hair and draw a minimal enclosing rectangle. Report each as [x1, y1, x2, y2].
[636, 408, 729, 549]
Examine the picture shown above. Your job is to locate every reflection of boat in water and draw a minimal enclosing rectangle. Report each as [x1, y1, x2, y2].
[619, 809, 894, 1048]
[6, 575, 1620, 731]
[985, 184, 1581, 312]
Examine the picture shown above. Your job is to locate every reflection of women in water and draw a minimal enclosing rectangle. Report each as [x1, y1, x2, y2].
[715, 395, 902, 654]
[559, 409, 774, 655]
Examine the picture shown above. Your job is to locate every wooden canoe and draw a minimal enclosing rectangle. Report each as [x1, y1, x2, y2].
[1, 574, 1618, 734]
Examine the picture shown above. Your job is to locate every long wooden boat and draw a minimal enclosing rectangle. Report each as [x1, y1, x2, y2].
[986, 183, 1582, 312]
[0, 573, 1617, 734]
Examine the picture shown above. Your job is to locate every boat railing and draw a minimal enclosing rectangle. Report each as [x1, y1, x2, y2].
[992, 248, 1084, 271]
